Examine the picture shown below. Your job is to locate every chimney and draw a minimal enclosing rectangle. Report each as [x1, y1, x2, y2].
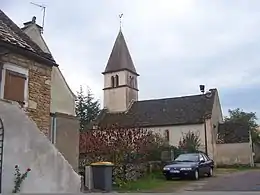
[22, 16, 43, 33]
[199, 85, 205, 94]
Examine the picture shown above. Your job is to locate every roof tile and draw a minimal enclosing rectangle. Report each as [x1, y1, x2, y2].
[0, 9, 55, 65]
[96, 89, 217, 128]
[103, 30, 138, 75]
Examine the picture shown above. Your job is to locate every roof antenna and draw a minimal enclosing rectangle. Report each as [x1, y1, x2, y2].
[119, 13, 123, 30]
[30, 2, 46, 33]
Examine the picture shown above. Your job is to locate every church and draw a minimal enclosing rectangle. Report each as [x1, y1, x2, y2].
[93, 28, 224, 161]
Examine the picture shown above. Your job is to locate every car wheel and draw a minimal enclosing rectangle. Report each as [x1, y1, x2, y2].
[207, 167, 213, 177]
[193, 169, 199, 180]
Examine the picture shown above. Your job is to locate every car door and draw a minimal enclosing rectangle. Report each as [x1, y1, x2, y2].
[205, 154, 214, 167]
[202, 153, 211, 173]
[198, 154, 207, 176]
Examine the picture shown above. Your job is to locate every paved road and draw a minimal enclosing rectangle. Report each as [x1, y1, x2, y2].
[180, 170, 260, 191]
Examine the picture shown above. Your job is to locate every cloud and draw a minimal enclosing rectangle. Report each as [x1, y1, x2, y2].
[2, 0, 260, 117]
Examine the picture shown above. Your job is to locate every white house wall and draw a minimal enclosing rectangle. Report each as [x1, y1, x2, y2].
[23, 25, 51, 54]
[23, 24, 76, 116]
[0, 100, 80, 193]
[209, 90, 224, 161]
[147, 121, 215, 160]
[147, 124, 205, 151]
[50, 67, 76, 116]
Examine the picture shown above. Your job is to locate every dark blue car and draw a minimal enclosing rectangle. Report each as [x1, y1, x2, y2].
[162, 152, 214, 180]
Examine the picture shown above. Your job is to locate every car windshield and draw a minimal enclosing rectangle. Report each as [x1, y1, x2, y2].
[174, 153, 199, 162]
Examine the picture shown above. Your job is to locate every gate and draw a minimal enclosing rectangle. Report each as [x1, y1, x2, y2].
[0, 118, 4, 193]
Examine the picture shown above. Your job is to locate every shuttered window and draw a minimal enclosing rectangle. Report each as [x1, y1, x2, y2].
[4, 69, 26, 104]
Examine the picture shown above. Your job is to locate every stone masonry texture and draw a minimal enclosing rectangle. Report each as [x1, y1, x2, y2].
[2, 53, 52, 136]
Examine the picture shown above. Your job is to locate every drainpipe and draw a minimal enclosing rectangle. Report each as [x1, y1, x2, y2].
[199, 85, 209, 155]
[204, 116, 208, 156]
[50, 113, 57, 145]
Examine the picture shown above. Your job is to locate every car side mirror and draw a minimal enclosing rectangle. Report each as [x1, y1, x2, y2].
[200, 160, 205, 163]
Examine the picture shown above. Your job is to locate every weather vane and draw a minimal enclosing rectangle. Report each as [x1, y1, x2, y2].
[119, 13, 123, 30]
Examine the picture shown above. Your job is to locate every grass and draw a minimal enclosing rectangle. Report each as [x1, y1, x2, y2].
[113, 171, 191, 193]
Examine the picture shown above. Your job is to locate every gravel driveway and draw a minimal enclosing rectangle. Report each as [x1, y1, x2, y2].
[179, 170, 260, 191]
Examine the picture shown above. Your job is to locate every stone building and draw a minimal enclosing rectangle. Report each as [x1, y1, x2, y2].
[91, 29, 224, 161]
[88, 28, 254, 166]
[0, 10, 55, 136]
[0, 9, 79, 171]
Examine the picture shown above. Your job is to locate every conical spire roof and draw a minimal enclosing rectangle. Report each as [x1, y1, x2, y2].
[103, 30, 138, 75]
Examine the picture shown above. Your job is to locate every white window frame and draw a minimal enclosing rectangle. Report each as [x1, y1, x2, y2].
[0, 63, 29, 107]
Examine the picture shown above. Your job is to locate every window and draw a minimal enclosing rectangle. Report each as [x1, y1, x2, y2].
[111, 76, 115, 87]
[199, 154, 205, 161]
[115, 75, 119, 87]
[175, 153, 199, 162]
[129, 76, 134, 87]
[165, 129, 169, 141]
[4, 70, 26, 104]
[202, 153, 210, 161]
[0, 63, 28, 107]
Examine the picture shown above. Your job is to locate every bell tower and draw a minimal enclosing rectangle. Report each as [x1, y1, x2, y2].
[102, 29, 139, 113]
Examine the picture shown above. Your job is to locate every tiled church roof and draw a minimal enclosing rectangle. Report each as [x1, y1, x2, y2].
[103, 30, 138, 75]
[96, 89, 217, 128]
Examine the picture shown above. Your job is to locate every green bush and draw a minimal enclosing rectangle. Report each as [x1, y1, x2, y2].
[178, 130, 201, 152]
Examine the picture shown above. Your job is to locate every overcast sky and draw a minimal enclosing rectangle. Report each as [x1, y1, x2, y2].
[1, 0, 260, 117]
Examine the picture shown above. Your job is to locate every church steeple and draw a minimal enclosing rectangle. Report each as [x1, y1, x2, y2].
[102, 28, 139, 113]
[102, 30, 139, 76]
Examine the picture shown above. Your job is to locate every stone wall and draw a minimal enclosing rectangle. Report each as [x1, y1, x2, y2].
[2, 53, 52, 136]
[0, 99, 80, 193]
[216, 142, 254, 166]
[55, 112, 79, 172]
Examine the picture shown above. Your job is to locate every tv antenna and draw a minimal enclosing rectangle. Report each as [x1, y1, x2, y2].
[30, 2, 46, 33]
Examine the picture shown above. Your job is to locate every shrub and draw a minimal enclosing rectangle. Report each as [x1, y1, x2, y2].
[79, 126, 166, 183]
[178, 130, 201, 152]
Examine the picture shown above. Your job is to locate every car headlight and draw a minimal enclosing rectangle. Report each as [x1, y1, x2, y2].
[180, 167, 192, 171]
[163, 167, 170, 171]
